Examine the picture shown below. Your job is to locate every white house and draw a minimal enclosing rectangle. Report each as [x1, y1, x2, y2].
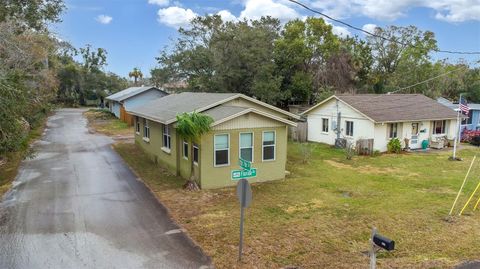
[302, 94, 461, 152]
[106, 86, 168, 124]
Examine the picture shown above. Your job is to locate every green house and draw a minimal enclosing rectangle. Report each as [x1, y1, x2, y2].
[127, 92, 299, 189]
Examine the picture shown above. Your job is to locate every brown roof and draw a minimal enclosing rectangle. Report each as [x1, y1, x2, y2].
[336, 94, 460, 122]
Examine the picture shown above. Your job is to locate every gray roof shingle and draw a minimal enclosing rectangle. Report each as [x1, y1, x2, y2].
[106, 86, 166, 102]
[336, 94, 460, 122]
[127, 92, 239, 123]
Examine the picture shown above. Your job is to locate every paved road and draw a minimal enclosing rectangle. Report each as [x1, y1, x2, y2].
[0, 109, 212, 269]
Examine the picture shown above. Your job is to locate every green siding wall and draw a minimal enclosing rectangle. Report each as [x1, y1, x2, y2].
[135, 117, 178, 173]
[134, 117, 289, 189]
[199, 126, 288, 189]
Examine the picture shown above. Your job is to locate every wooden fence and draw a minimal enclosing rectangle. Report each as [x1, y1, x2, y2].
[356, 139, 374, 155]
[289, 122, 308, 142]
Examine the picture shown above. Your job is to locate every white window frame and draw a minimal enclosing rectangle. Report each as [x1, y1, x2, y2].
[214, 133, 230, 167]
[135, 116, 140, 135]
[143, 118, 150, 142]
[345, 121, 354, 137]
[433, 120, 446, 135]
[239, 132, 254, 163]
[322, 118, 329, 133]
[162, 124, 171, 153]
[183, 140, 189, 160]
[389, 123, 398, 138]
[262, 131, 276, 162]
[193, 144, 199, 166]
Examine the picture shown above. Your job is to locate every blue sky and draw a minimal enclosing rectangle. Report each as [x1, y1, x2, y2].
[51, 0, 480, 79]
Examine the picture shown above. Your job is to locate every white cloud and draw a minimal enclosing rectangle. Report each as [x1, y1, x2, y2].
[217, 10, 237, 22]
[148, 0, 169, 6]
[96, 15, 112, 24]
[310, 0, 480, 22]
[239, 0, 301, 22]
[362, 23, 378, 34]
[332, 25, 351, 37]
[157, 6, 197, 28]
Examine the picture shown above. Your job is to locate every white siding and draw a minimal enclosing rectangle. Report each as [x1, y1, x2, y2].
[111, 102, 121, 118]
[306, 98, 375, 146]
[306, 98, 461, 152]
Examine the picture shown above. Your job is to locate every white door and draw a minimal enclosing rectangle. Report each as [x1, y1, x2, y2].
[410, 123, 420, 149]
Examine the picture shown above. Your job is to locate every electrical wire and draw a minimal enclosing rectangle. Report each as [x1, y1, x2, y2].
[287, 0, 480, 55]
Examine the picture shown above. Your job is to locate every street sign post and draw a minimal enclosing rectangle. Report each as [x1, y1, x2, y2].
[231, 168, 257, 180]
[236, 178, 252, 262]
[233, 158, 255, 262]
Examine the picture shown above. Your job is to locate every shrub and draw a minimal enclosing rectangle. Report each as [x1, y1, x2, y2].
[299, 143, 316, 164]
[372, 150, 381, 157]
[344, 141, 356, 160]
[470, 136, 480, 146]
[387, 138, 402, 153]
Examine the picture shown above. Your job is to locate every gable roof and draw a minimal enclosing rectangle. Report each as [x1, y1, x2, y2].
[127, 92, 300, 125]
[304, 94, 461, 123]
[437, 97, 480, 111]
[106, 86, 167, 102]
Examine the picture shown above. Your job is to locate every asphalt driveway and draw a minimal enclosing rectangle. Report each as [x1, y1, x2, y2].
[0, 109, 212, 269]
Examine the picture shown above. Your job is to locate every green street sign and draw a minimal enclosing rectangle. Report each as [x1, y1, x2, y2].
[231, 168, 257, 180]
[238, 158, 251, 171]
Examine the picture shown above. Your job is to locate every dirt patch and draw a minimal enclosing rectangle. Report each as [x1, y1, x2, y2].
[284, 199, 323, 214]
[324, 159, 400, 174]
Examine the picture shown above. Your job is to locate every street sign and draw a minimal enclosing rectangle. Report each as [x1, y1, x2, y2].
[236, 178, 252, 262]
[238, 158, 251, 171]
[231, 168, 257, 180]
[236, 178, 252, 208]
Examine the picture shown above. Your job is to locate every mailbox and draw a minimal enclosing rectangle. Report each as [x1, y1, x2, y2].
[373, 234, 395, 251]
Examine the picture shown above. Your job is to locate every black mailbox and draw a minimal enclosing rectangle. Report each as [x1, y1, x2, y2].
[373, 234, 395, 251]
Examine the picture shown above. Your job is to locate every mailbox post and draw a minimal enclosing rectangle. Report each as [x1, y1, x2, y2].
[370, 227, 395, 269]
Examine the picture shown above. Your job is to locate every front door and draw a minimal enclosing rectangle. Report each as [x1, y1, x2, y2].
[410, 123, 420, 149]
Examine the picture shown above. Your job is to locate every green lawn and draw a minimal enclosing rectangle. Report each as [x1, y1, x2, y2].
[84, 109, 132, 137]
[114, 142, 480, 269]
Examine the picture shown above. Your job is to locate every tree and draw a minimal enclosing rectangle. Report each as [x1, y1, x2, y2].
[366, 25, 438, 93]
[157, 15, 285, 105]
[274, 17, 340, 104]
[0, 0, 64, 31]
[175, 111, 213, 190]
[129, 67, 143, 86]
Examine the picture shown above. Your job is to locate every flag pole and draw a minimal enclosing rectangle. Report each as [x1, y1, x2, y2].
[452, 94, 462, 160]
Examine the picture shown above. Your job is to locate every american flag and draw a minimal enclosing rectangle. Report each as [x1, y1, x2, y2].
[459, 96, 470, 115]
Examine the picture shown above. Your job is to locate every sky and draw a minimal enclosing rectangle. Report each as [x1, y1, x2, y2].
[51, 0, 480, 79]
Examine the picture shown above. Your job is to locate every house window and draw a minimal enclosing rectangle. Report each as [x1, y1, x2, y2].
[183, 140, 189, 159]
[462, 111, 473, 125]
[135, 116, 140, 134]
[345, 121, 354, 136]
[433, 120, 446, 134]
[163, 124, 171, 149]
[193, 144, 199, 165]
[143, 118, 150, 139]
[214, 134, 229, 166]
[322, 118, 329, 133]
[262, 131, 275, 161]
[240, 133, 253, 162]
[389, 123, 398, 138]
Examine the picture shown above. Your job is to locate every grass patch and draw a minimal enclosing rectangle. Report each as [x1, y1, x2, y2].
[84, 109, 132, 137]
[114, 142, 480, 269]
[0, 114, 48, 196]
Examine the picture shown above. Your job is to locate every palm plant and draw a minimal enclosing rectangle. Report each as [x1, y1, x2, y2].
[175, 111, 214, 190]
[128, 67, 143, 86]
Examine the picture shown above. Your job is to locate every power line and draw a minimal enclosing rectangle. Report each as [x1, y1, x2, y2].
[387, 67, 465, 94]
[287, 0, 480, 55]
